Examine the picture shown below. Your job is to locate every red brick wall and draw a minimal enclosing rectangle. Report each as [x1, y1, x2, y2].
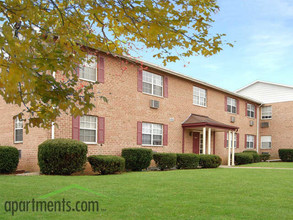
[0, 53, 259, 171]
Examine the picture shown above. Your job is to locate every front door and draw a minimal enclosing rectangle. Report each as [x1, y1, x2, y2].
[193, 132, 200, 154]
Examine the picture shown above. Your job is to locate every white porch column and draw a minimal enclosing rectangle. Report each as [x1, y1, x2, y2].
[208, 128, 211, 155]
[228, 131, 231, 166]
[232, 131, 235, 166]
[203, 127, 206, 154]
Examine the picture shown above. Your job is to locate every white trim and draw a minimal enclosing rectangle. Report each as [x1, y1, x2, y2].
[193, 86, 207, 107]
[142, 122, 163, 146]
[261, 136, 272, 149]
[142, 71, 164, 97]
[79, 77, 97, 83]
[14, 118, 23, 144]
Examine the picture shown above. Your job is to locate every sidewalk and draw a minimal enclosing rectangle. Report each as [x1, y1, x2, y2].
[220, 165, 293, 170]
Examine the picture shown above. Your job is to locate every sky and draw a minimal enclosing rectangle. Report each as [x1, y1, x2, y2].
[135, 0, 293, 92]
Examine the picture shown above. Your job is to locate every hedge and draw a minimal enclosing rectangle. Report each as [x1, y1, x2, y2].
[199, 155, 222, 168]
[121, 148, 153, 171]
[88, 155, 125, 175]
[235, 153, 253, 165]
[153, 153, 177, 170]
[38, 139, 88, 175]
[243, 150, 260, 163]
[260, 154, 270, 162]
[0, 146, 19, 174]
[177, 153, 199, 169]
[278, 149, 293, 162]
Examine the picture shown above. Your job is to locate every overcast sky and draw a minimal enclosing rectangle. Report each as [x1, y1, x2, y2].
[137, 0, 293, 91]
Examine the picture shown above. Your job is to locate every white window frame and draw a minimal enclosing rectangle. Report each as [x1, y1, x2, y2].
[79, 54, 97, 82]
[225, 133, 237, 149]
[14, 117, 23, 143]
[247, 103, 255, 118]
[142, 71, 163, 97]
[261, 136, 272, 149]
[261, 106, 272, 120]
[142, 122, 163, 146]
[193, 86, 207, 107]
[80, 115, 98, 144]
[246, 135, 255, 149]
[227, 97, 237, 114]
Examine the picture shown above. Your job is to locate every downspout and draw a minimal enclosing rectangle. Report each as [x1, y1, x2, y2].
[256, 104, 263, 153]
[51, 71, 56, 139]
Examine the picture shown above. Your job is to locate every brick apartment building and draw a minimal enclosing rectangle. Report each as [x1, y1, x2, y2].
[0, 51, 291, 171]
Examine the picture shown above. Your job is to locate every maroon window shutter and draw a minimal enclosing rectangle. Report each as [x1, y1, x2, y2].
[75, 65, 80, 77]
[245, 134, 247, 148]
[245, 103, 248, 116]
[237, 133, 240, 148]
[72, 116, 80, 140]
[98, 56, 105, 83]
[237, 99, 239, 114]
[137, 69, 143, 92]
[163, 124, 168, 146]
[137, 122, 142, 145]
[224, 96, 228, 112]
[163, 76, 168, 98]
[224, 132, 227, 148]
[253, 135, 256, 149]
[98, 117, 105, 144]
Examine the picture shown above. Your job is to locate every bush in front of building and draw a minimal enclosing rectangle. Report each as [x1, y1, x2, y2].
[38, 139, 88, 175]
[199, 155, 222, 168]
[121, 148, 153, 171]
[260, 154, 270, 162]
[235, 153, 254, 165]
[153, 153, 177, 171]
[0, 146, 19, 174]
[278, 149, 293, 162]
[243, 150, 260, 163]
[177, 153, 200, 169]
[88, 155, 125, 175]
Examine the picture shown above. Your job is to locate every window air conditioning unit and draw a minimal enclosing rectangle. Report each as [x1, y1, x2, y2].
[150, 100, 160, 109]
[261, 122, 269, 128]
[230, 116, 235, 123]
[249, 120, 254, 126]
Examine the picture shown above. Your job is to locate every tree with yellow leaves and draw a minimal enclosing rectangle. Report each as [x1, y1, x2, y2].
[0, 0, 231, 130]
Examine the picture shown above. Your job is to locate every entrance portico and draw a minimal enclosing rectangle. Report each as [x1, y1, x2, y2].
[182, 114, 239, 166]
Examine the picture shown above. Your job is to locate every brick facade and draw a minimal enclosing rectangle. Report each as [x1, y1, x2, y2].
[0, 52, 264, 171]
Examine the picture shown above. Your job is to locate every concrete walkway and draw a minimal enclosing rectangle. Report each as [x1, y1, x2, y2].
[220, 165, 293, 170]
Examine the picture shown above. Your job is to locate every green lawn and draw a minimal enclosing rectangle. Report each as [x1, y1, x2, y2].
[238, 162, 293, 168]
[1, 168, 293, 219]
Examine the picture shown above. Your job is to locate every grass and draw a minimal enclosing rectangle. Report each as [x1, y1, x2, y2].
[0, 168, 293, 219]
[238, 162, 293, 168]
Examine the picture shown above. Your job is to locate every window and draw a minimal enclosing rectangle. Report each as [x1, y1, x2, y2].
[80, 116, 97, 144]
[142, 123, 163, 146]
[227, 97, 237, 114]
[247, 104, 255, 118]
[14, 117, 23, 143]
[246, 135, 255, 149]
[261, 136, 272, 149]
[199, 134, 203, 154]
[261, 106, 272, 119]
[79, 54, 97, 82]
[225, 133, 237, 148]
[142, 71, 163, 96]
[193, 86, 207, 107]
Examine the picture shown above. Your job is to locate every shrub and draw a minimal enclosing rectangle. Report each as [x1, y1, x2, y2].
[243, 150, 260, 163]
[153, 153, 177, 170]
[0, 146, 19, 174]
[235, 153, 253, 165]
[279, 149, 293, 162]
[260, 154, 271, 162]
[199, 155, 222, 168]
[177, 153, 200, 169]
[121, 148, 153, 171]
[88, 155, 125, 175]
[38, 139, 88, 175]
